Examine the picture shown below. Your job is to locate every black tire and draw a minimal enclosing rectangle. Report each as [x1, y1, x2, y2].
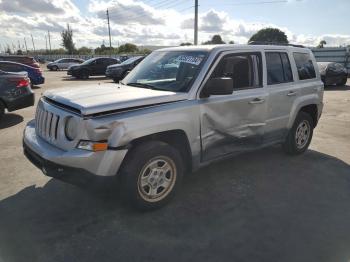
[120, 141, 184, 211]
[283, 112, 314, 155]
[0, 101, 5, 121]
[52, 65, 58, 71]
[113, 78, 119, 83]
[337, 77, 347, 86]
[80, 70, 89, 80]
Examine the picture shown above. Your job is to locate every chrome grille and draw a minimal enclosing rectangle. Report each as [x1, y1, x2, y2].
[35, 106, 60, 142]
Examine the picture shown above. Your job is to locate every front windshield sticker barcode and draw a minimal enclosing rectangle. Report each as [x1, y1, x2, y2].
[175, 55, 203, 66]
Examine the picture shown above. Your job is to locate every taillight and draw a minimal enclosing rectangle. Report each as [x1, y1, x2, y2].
[17, 79, 29, 88]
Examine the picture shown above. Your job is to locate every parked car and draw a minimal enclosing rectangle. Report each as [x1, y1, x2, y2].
[317, 62, 348, 86]
[67, 57, 120, 79]
[0, 61, 45, 86]
[0, 70, 34, 120]
[23, 44, 324, 210]
[0, 55, 40, 68]
[106, 56, 144, 82]
[47, 58, 85, 71]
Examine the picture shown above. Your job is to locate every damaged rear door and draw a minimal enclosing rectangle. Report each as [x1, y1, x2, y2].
[199, 51, 268, 162]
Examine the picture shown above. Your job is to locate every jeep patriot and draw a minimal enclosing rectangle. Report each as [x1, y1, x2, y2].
[23, 44, 324, 210]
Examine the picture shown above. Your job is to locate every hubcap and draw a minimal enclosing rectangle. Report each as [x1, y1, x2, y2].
[295, 120, 311, 149]
[137, 156, 176, 202]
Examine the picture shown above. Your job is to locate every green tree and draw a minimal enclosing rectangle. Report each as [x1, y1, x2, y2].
[249, 28, 288, 44]
[203, 35, 225, 45]
[229, 40, 235, 44]
[118, 43, 138, 53]
[317, 40, 327, 48]
[61, 24, 75, 54]
[77, 46, 92, 55]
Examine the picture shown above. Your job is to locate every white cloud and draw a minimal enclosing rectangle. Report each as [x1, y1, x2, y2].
[0, 0, 349, 51]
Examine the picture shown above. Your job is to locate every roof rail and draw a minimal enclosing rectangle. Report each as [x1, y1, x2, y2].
[248, 41, 305, 48]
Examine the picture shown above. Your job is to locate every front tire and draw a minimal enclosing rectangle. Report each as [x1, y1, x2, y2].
[52, 65, 58, 71]
[120, 141, 184, 211]
[80, 70, 89, 80]
[283, 112, 314, 155]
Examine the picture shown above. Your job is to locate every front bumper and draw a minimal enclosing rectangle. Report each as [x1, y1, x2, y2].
[23, 120, 128, 186]
[105, 70, 122, 79]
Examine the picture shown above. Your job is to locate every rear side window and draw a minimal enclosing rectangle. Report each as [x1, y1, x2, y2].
[293, 52, 316, 80]
[266, 52, 293, 85]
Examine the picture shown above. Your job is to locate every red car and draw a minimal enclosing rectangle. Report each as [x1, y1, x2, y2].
[0, 55, 40, 68]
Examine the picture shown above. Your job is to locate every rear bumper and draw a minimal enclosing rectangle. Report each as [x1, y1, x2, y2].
[31, 76, 45, 85]
[6, 91, 35, 112]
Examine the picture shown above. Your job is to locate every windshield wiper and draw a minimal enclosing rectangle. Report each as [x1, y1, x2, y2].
[127, 82, 157, 90]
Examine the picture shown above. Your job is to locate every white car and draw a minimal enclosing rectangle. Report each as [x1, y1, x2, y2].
[47, 58, 84, 71]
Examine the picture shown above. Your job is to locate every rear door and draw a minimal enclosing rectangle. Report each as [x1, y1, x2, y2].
[199, 51, 268, 162]
[264, 51, 297, 143]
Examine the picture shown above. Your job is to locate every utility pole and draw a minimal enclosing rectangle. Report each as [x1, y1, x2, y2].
[30, 34, 36, 53]
[24, 38, 28, 53]
[194, 0, 198, 45]
[106, 8, 112, 56]
[45, 35, 48, 53]
[48, 30, 52, 52]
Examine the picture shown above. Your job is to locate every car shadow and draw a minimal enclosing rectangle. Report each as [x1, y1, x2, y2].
[1, 147, 350, 262]
[62, 76, 108, 82]
[0, 113, 24, 129]
[31, 85, 41, 90]
[324, 83, 350, 91]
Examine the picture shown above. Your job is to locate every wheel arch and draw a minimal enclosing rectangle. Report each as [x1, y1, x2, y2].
[125, 129, 193, 173]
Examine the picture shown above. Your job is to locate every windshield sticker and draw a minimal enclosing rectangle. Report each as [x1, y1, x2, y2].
[175, 55, 203, 66]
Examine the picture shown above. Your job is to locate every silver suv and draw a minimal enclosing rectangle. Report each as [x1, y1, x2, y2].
[23, 44, 324, 210]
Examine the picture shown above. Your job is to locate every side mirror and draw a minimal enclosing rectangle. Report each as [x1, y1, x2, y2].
[202, 77, 234, 97]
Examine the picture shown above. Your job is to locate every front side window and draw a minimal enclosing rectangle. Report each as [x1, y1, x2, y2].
[210, 53, 262, 90]
[266, 52, 293, 85]
[293, 52, 316, 80]
[122, 51, 208, 92]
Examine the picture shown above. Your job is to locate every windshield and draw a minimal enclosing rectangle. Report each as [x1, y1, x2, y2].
[122, 56, 142, 65]
[81, 58, 96, 65]
[122, 50, 208, 92]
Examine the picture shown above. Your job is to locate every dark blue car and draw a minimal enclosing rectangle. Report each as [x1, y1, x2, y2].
[0, 61, 45, 86]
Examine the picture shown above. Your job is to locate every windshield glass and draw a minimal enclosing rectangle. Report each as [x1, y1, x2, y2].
[122, 56, 142, 65]
[122, 50, 208, 92]
[81, 58, 96, 65]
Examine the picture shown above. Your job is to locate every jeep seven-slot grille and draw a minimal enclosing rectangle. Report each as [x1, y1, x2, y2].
[35, 106, 60, 142]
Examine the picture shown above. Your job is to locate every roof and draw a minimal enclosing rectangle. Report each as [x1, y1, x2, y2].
[157, 44, 309, 53]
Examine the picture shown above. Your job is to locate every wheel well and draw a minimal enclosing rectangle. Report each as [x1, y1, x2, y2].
[300, 104, 318, 127]
[128, 130, 192, 173]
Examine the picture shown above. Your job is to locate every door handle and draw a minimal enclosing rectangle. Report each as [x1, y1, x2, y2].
[249, 98, 265, 104]
[287, 91, 297, 97]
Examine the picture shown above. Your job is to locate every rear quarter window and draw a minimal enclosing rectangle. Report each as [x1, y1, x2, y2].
[293, 52, 316, 80]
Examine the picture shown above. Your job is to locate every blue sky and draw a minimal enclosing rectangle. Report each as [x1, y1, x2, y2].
[0, 0, 349, 51]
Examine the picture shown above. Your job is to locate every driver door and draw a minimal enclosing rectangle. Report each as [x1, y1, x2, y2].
[200, 52, 268, 162]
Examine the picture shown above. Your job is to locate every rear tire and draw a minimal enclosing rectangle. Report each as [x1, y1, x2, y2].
[120, 141, 184, 211]
[337, 77, 347, 86]
[0, 101, 5, 121]
[283, 112, 314, 155]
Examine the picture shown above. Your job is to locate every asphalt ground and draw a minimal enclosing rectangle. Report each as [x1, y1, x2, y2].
[0, 67, 349, 262]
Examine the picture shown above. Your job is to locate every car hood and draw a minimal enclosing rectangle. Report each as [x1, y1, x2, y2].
[43, 83, 188, 116]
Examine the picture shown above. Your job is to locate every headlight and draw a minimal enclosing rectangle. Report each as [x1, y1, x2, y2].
[65, 117, 78, 141]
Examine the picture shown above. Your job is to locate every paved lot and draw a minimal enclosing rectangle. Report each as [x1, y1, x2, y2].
[0, 68, 350, 262]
